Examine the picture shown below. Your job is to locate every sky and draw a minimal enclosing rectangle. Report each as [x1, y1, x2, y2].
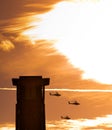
[0, 0, 112, 126]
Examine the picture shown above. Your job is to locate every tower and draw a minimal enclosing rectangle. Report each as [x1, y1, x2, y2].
[12, 76, 50, 130]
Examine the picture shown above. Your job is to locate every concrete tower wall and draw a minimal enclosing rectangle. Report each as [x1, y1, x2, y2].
[12, 76, 50, 130]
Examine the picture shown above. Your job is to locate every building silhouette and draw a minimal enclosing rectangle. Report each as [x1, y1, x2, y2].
[12, 76, 50, 130]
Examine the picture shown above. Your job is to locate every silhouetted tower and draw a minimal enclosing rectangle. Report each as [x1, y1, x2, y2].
[12, 76, 50, 130]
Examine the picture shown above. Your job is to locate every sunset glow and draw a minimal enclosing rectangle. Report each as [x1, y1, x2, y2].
[1, 115, 112, 130]
[1, 88, 112, 92]
[22, 0, 112, 84]
[0, 124, 15, 130]
[46, 115, 112, 130]
[1, 0, 112, 129]
[0, 127, 15, 130]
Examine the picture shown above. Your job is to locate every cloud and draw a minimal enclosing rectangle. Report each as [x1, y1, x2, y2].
[0, 39, 82, 87]
[0, 0, 112, 124]
[0, 34, 111, 123]
[0, 39, 80, 123]
[0, 0, 65, 52]
[0, 0, 64, 20]
[0, 34, 15, 51]
[0, 0, 66, 52]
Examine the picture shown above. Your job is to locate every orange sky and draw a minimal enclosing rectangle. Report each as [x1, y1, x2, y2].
[0, 0, 112, 125]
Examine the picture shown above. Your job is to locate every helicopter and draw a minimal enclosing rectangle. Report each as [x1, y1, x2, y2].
[68, 100, 80, 105]
[61, 116, 71, 120]
[49, 92, 61, 96]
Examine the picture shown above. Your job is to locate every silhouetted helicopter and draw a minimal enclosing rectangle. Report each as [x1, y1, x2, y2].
[49, 92, 61, 96]
[61, 116, 71, 120]
[68, 101, 80, 105]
